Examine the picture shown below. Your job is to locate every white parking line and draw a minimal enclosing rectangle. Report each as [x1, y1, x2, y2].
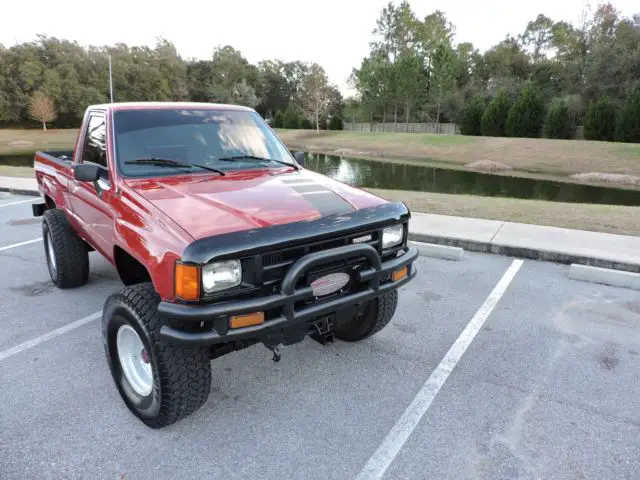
[0, 238, 43, 252]
[0, 311, 101, 362]
[0, 198, 38, 208]
[356, 258, 524, 480]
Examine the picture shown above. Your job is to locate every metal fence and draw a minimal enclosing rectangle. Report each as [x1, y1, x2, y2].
[343, 122, 460, 135]
[344, 122, 586, 139]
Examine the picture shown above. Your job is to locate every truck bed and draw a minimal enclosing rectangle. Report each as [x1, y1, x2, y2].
[37, 150, 74, 164]
[33, 150, 76, 209]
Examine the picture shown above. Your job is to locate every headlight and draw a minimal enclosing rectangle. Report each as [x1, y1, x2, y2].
[382, 224, 404, 249]
[202, 260, 242, 293]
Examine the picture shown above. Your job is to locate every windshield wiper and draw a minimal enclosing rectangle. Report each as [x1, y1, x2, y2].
[217, 155, 298, 170]
[124, 158, 226, 176]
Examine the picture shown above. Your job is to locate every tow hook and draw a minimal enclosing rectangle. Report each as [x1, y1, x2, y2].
[269, 345, 281, 363]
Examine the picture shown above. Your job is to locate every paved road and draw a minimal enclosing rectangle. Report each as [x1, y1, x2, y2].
[1, 193, 639, 480]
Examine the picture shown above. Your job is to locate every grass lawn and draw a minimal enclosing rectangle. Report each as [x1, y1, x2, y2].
[368, 188, 640, 237]
[3, 128, 640, 184]
[277, 129, 640, 185]
[0, 165, 33, 177]
[0, 128, 78, 156]
[2, 128, 639, 236]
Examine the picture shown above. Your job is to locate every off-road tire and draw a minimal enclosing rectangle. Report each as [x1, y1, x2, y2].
[102, 282, 212, 429]
[334, 291, 398, 342]
[42, 208, 89, 288]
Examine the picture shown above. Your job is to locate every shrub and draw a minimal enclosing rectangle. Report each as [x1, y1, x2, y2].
[300, 117, 313, 129]
[544, 99, 573, 139]
[328, 115, 344, 130]
[505, 83, 545, 138]
[282, 106, 301, 129]
[459, 97, 485, 136]
[615, 88, 640, 143]
[481, 90, 512, 137]
[583, 97, 617, 142]
[272, 110, 284, 129]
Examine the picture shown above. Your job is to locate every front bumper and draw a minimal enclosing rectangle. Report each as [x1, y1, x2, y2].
[158, 243, 419, 346]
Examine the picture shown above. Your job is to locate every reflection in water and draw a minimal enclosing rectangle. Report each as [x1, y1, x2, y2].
[4, 151, 640, 207]
[303, 153, 640, 206]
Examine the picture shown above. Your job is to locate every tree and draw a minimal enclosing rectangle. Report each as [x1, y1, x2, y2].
[459, 96, 485, 135]
[255, 60, 292, 118]
[544, 98, 573, 139]
[297, 63, 333, 132]
[273, 110, 285, 129]
[282, 105, 301, 129]
[429, 44, 456, 128]
[328, 115, 344, 130]
[505, 83, 545, 138]
[521, 14, 554, 62]
[351, 52, 395, 122]
[615, 88, 640, 143]
[29, 91, 56, 130]
[583, 97, 617, 141]
[481, 90, 512, 136]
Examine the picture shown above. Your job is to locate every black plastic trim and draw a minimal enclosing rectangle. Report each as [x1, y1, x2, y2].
[158, 244, 419, 346]
[181, 202, 410, 265]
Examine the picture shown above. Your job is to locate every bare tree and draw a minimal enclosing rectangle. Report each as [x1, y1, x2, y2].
[29, 91, 56, 131]
[297, 63, 331, 132]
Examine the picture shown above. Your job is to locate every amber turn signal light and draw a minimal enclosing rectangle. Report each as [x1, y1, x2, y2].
[392, 266, 408, 282]
[230, 311, 265, 329]
[175, 263, 200, 301]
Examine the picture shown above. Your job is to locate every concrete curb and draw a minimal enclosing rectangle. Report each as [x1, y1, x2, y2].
[408, 232, 640, 274]
[0, 187, 40, 197]
[568, 264, 640, 290]
[411, 241, 463, 261]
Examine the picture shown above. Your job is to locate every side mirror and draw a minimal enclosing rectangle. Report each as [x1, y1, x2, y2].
[73, 163, 101, 182]
[293, 151, 305, 167]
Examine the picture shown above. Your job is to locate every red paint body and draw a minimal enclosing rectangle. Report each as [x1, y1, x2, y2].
[33, 103, 389, 302]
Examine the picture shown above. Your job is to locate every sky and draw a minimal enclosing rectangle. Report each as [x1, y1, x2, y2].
[1, 0, 637, 96]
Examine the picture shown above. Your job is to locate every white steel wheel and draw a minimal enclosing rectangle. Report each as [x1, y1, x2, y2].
[116, 325, 153, 397]
[45, 229, 57, 275]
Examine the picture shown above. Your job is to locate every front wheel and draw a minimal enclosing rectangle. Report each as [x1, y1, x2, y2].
[334, 291, 398, 342]
[102, 283, 212, 428]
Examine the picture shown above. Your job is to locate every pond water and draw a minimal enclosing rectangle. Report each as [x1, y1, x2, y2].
[303, 153, 640, 206]
[3, 152, 640, 206]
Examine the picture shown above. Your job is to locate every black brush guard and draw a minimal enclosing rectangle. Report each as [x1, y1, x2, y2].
[158, 243, 418, 346]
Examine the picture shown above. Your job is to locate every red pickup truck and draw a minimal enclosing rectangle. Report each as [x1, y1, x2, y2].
[32, 102, 418, 428]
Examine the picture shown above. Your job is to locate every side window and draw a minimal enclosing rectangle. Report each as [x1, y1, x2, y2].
[82, 114, 107, 169]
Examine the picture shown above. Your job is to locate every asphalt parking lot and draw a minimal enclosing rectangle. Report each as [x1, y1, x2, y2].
[1, 191, 639, 480]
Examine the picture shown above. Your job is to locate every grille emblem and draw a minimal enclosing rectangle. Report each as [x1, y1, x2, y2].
[352, 234, 372, 244]
[310, 272, 350, 297]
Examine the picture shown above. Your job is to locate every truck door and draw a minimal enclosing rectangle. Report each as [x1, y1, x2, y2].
[68, 111, 115, 261]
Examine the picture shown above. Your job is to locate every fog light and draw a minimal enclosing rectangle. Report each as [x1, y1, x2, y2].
[230, 311, 265, 329]
[392, 266, 408, 282]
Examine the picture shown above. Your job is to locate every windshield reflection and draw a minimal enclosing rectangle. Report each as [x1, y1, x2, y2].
[113, 108, 293, 177]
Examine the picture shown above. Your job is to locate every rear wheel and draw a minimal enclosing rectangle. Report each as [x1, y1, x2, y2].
[102, 282, 212, 429]
[42, 209, 89, 288]
[334, 291, 398, 342]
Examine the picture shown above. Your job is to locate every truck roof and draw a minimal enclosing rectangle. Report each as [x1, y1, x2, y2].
[88, 101, 255, 112]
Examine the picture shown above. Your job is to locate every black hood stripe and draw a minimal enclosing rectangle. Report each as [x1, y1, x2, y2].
[289, 184, 331, 193]
[289, 183, 354, 216]
[280, 177, 314, 184]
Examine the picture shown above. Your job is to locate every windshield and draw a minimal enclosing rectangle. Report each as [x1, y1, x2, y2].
[113, 108, 295, 178]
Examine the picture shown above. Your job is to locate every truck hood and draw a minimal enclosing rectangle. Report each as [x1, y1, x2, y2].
[124, 169, 387, 240]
